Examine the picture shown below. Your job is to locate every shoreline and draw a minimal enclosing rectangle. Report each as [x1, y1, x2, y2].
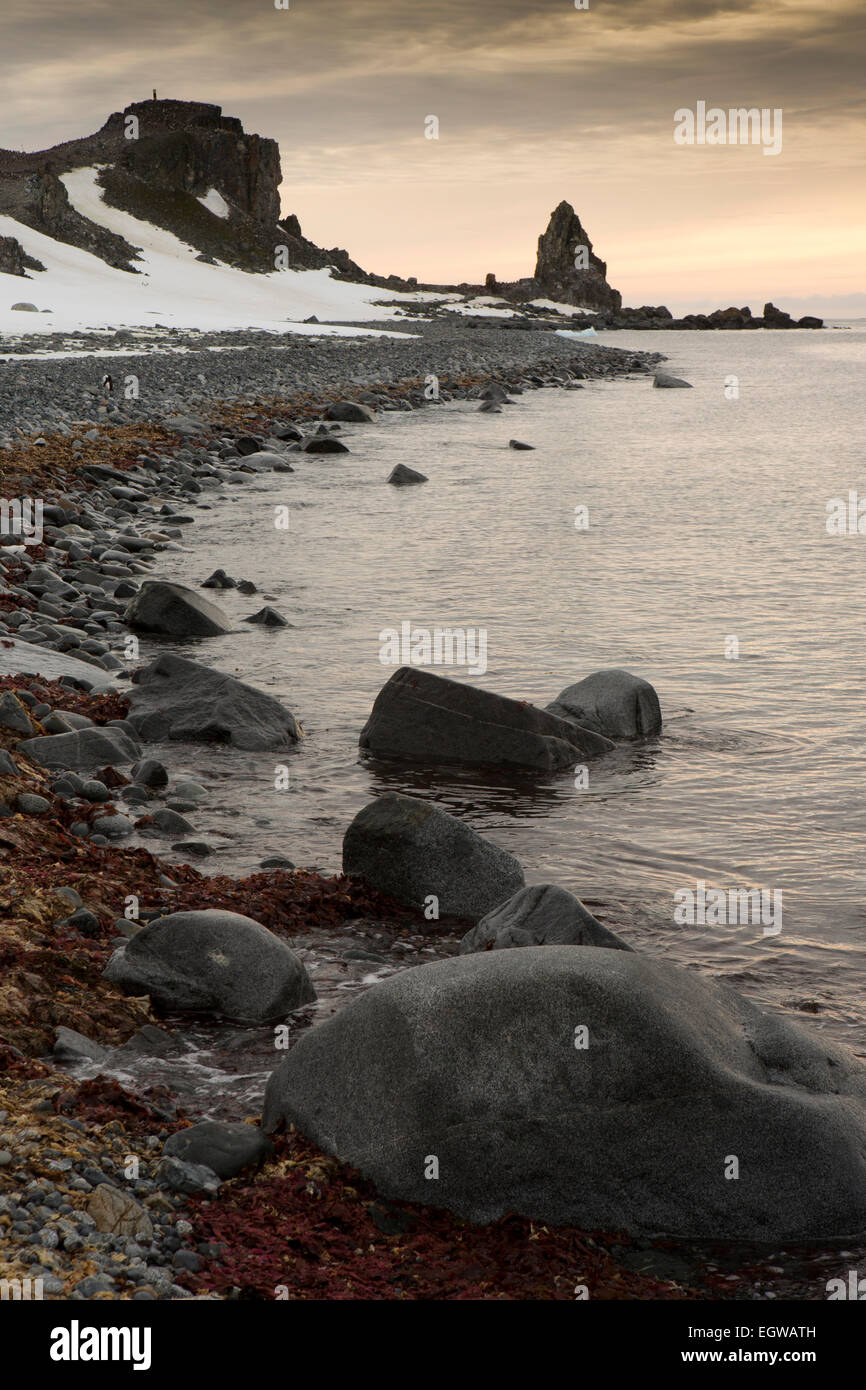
[0, 319, 661, 449]
[1, 327, 861, 1302]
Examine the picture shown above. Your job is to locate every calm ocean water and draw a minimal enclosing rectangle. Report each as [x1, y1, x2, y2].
[135, 324, 866, 1055]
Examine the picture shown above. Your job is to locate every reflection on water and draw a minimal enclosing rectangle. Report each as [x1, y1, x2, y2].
[115, 327, 866, 1054]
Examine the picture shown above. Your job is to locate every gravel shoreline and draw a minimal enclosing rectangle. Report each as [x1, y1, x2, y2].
[0, 320, 662, 447]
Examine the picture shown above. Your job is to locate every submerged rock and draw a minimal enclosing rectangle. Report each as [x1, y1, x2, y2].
[131, 757, 168, 788]
[547, 668, 662, 739]
[360, 666, 613, 771]
[262, 947, 866, 1240]
[201, 568, 236, 590]
[459, 884, 632, 954]
[343, 791, 524, 920]
[128, 653, 302, 750]
[52, 1027, 110, 1064]
[387, 464, 428, 486]
[243, 606, 289, 627]
[652, 372, 692, 389]
[303, 436, 350, 454]
[103, 909, 316, 1022]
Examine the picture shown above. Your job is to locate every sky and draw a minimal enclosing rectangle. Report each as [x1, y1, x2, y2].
[1, 0, 864, 315]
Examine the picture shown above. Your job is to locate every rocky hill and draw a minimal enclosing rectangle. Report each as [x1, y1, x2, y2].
[0, 98, 367, 280]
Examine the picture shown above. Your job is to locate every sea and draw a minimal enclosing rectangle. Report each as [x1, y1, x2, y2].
[102, 321, 866, 1105]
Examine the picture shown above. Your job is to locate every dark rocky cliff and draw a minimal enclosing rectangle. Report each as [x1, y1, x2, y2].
[0, 98, 368, 278]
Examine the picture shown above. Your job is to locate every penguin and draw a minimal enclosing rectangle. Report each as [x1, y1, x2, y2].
[102, 373, 113, 395]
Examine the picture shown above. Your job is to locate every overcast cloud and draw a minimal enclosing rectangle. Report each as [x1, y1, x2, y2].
[2, 0, 863, 310]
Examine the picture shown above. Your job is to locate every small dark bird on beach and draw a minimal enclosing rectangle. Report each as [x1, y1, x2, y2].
[102, 373, 113, 394]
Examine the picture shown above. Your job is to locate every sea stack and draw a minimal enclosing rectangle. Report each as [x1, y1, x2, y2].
[534, 200, 622, 311]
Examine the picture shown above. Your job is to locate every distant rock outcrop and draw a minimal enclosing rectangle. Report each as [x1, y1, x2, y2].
[533, 200, 622, 311]
[588, 301, 824, 331]
[0, 233, 45, 277]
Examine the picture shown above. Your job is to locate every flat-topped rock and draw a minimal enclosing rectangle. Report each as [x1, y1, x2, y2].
[360, 666, 613, 772]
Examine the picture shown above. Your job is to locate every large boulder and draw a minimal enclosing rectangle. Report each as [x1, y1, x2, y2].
[360, 667, 613, 772]
[124, 581, 232, 637]
[103, 909, 316, 1023]
[0, 235, 44, 278]
[343, 792, 524, 920]
[460, 884, 632, 954]
[547, 669, 661, 738]
[262, 947, 866, 1240]
[18, 726, 140, 772]
[128, 653, 302, 750]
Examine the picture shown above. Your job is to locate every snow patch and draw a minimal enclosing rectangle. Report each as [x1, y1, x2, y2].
[530, 299, 598, 317]
[197, 188, 230, 219]
[442, 297, 515, 318]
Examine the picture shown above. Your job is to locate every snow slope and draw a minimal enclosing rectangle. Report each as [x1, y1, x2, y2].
[0, 167, 428, 338]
